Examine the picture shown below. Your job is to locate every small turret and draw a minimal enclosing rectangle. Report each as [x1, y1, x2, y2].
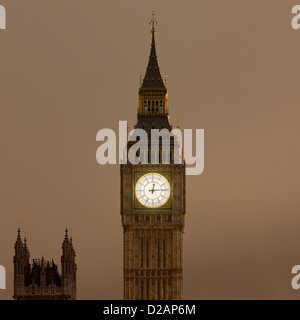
[13, 229, 25, 299]
[61, 228, 77, 300]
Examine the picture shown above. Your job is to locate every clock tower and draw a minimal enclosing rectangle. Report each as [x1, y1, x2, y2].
[121, 13, 186, 300]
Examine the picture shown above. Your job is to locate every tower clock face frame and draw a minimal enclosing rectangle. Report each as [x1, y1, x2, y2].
[135, 173, 171, 208]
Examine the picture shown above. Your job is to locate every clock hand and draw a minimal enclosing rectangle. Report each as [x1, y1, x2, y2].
[150, 183, 155, 194]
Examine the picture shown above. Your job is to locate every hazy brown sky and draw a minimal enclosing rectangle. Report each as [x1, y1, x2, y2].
[0, 0, 300, 300]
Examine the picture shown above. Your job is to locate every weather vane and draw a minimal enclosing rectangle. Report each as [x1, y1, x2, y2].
[149, 11, 157, 33]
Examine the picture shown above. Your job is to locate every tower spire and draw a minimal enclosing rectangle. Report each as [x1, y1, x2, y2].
[150, 11, 157, 34]
[65, 228, 69, 240]
[140, 12, 166, 92]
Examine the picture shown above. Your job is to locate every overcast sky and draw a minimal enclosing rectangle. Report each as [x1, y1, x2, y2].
[0, 0, 300, 299]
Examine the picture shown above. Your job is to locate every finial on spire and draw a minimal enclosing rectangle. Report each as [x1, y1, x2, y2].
[150, 11, 157, 34]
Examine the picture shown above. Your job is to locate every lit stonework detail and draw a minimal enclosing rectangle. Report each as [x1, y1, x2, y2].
[121, 14, 186, 300]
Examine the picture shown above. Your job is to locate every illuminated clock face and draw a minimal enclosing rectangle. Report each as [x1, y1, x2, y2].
[135, 173, 170, 208]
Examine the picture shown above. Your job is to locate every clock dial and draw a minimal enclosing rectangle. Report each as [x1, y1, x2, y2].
[135, 173, 170, 208]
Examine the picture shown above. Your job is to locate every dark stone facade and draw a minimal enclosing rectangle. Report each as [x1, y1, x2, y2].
[13, 229, 76, 300]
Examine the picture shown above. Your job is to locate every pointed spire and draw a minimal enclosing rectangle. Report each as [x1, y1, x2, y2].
[140, 12, 166, 92]
[14, 228, 23, 251]
[150, 11, 157, 34]
[16, 228, 22, 245]
[62, 228, 70, 252]
[22, 235, 30, 263]
[70, 229, 74, 246]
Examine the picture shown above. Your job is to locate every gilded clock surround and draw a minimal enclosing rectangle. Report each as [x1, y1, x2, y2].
[135, 173, 171, 209]
[134, 170, 172, 210]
